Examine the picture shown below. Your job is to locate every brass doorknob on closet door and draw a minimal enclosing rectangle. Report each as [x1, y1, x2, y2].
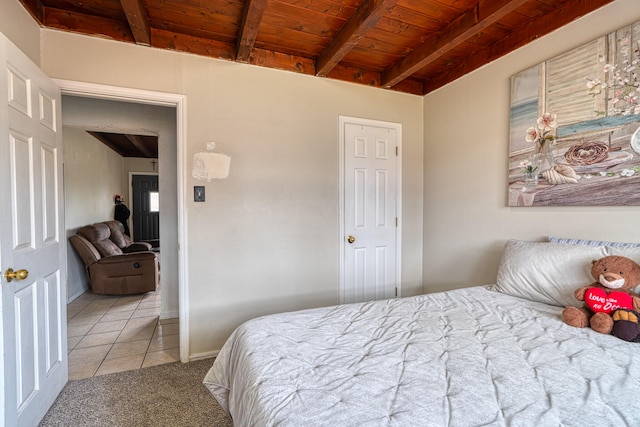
[347, 235, 356, 244]
[5, 268, 29, 282]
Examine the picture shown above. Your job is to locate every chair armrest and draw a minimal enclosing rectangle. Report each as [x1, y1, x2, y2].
[122, 242, 153, 253]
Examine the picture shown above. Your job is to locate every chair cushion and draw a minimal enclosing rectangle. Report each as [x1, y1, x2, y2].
[94, 239, 122, 257]
[77, 223, 123, 257]
[104, 220, 129, 248]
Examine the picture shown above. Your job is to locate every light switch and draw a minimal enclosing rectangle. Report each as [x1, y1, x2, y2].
[194, 186, 205, 202]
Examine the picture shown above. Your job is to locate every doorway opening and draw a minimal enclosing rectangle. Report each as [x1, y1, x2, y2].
[56, 80, 189, 370]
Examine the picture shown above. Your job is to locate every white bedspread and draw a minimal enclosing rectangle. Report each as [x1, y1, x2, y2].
[203, 286, 640, 426]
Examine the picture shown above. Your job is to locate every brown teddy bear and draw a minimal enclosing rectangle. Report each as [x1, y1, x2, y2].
[562, 255, 640, 335]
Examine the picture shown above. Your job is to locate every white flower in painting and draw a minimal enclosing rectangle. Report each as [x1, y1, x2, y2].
[537, 112, 557, 130]
[525, 127, 539, 143]
[620, 169, 636, 177]
[599, 171, 608, 177]
[586, 78, 602, 91]
[604, 64, 616, 72]
[519, 160, 532, 168]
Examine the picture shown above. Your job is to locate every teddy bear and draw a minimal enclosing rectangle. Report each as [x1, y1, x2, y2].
[562, 255, 640, 335]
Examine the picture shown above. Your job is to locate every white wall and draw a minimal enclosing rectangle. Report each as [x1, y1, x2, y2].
[422, 0, 640, 294]
[64, 127, 126, 300]
[35, 33, 425, 355]
[0, 0, 40, 64]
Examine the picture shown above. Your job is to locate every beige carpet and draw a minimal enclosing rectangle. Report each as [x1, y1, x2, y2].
[40, 358, 233, 427]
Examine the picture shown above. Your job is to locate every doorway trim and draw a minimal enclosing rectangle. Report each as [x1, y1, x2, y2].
[53, 79, 190, 362]
[338, 115, 403, 303]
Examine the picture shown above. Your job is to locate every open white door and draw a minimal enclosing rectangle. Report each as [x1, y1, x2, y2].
[0, 33, 67, 426]
[340, 116, 402, 304]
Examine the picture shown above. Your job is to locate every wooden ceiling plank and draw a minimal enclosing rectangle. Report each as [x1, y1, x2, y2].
[152, 28, 236, 60]
[249, 46, 316, 74]
[125, 134, 154, 158]
[382, 0, 529, 88]
[119, 0, 151, 46]
[315, 0, 399, 77]
[236, 0, 268, 63]
[44, 6, 135, 43]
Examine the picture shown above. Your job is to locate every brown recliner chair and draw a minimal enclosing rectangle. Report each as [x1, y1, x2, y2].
[69, 222, 158, 295]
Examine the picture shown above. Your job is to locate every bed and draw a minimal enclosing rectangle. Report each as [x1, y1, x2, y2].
[204, 239, 640, 426]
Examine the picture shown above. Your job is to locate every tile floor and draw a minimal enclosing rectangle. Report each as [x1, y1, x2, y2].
[66, 288, 179, 380]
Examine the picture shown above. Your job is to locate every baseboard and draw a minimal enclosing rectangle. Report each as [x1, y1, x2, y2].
[67, 285, 90, 303]
[160, 310, 179, 320]
[189, 350, 219, 361]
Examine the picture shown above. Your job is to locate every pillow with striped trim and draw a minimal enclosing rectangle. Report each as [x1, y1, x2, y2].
[548, 236, 640, 248]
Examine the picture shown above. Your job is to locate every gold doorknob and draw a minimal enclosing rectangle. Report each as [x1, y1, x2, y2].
[5, 268, 29, 282]
[347, 235, 356, 244]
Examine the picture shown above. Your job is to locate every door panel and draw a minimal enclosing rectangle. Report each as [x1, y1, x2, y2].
[42, 142, 58, 243]
[342, 119, 400, 304]
[44, 271, 62, 371]
[15, 281, 38, 411]
[1, 33, 66, 426]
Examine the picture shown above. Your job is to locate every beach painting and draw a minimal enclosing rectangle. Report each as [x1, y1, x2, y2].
[508, 21, 640, 206]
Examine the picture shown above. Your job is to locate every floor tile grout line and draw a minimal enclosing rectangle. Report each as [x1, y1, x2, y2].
[67, 288, 179, 379]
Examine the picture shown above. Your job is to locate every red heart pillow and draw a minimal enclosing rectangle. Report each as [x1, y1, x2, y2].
[584, 288, 633, 314]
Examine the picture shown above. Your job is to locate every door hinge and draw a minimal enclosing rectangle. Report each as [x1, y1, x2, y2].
[395, 217, 398, 227]
[395, 287, 398, 297]
[396, 146, 398, 156]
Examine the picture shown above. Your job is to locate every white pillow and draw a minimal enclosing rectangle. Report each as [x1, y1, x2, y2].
[494, 240, 607, 307]
[604, 246, 640, 262]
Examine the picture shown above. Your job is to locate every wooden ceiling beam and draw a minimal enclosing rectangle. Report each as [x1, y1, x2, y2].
[125, 134, 154, 158]
[236, 0, 268, 63]
[315, 0, 399, 77]
[119, 0, 151, 46]
[382, 0, 529, 88]
[421, 0, 616, 94]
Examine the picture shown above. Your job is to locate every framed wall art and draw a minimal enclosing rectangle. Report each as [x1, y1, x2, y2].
[508, 21, 640, 206]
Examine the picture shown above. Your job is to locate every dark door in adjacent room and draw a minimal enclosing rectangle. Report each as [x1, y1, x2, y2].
[132, 174, 160, 248]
